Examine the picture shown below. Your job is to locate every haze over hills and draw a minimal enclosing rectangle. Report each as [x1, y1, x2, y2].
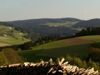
[0, 18, 100, 70]
[6, 18, 100, 42]
[8, 18, 100, 28]
[7, 18, 81, 41]
[1, 0, 100, 73]
[73, 18, 100, 28]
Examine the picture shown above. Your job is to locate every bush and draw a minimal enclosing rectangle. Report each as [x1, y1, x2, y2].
[65, 55, 100, 70]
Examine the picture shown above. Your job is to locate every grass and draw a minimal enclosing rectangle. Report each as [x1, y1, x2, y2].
[0, 35, 100, 65]
[0, 36, 30, 47]
[32, 35, 100, 50]
[45, 21, 78, 27]
[2, 48, 23, 64]
[0, 52, 8, 65]
[19, 44, 90, 62]
[18, 50, 56, 62]
[0, 48, 23, 65]
[32, 40, 68, 50]
[0, 25, 30, 47]
[79, 35, 100, 42]
[19, 35, 100, 62]
[0, 24, 30, 65]
[36, 45, 90, 58]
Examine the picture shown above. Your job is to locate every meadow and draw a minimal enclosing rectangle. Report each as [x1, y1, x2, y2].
[19, 35, 100, 62]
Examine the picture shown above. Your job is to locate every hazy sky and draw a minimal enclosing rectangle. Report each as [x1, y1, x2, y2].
[0, 0, 100, 21]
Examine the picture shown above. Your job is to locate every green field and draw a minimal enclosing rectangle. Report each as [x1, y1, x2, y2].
[79, 35, 100, 42]
[45, 21, 78, 27]
[0, 48, 23, 65]
[0, 36, 30, 47]
[0, 35, 100, 65]
[0, 25, 30, 47]
[0, 24, 30, 65]
[0, 52, 8, 65]
[19, 35, 100, 62]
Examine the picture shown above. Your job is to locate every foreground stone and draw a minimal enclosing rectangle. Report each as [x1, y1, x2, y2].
[0, 58, 99, 75]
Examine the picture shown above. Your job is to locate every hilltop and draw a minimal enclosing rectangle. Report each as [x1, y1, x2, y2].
[73, 18, 100, 28]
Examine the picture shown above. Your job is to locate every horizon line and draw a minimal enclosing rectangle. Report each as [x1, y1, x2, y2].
[1, 17, 100, 22]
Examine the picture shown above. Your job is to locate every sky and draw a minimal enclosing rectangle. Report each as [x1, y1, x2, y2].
[0, 0, 100, 21]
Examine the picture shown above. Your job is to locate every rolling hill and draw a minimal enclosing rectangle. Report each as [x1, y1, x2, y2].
[7, 18, 81, 41]
[19, 35, 100, 62]
[0, 23, 30, 65]
[1, 18, 100, 66]
[73, 18, 100, 28]
[7, 18, 100, 42]
[0, 23, 30, 47]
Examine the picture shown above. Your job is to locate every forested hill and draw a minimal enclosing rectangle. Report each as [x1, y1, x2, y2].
[5, 18, 100, 42]
[7, 18, 81, 41]
[76, 27, 100, 36]
[73, 18, 100, 28]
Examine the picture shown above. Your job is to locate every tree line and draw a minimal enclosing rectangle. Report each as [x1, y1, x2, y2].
[75, 27, 100, 36]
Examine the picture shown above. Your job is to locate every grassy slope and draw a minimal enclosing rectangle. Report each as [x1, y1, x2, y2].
[45, 21, 78, 27]
[2, 48, 23, 64]
[19, 35, 100, 62]
[79, 35, 100, 42]
[0, 25, 30, 65]
[0, 52, 8, 65]
[0, 25, 30, 47]
[0, 37, 29, 65]
[0, 36, 30, 47]
[0, 48, 23, 65]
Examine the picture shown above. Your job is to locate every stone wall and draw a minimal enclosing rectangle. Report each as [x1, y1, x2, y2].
[0, 58, 99, 75]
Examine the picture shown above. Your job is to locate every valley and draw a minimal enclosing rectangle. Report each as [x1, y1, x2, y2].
[0, 18, 100, 70]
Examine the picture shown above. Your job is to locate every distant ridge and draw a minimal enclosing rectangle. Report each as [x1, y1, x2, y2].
[6, 18, 100, 42]
[74, 18, 100, 28]
[7, 17, 81, 22]
[7, 18, 81, 41]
